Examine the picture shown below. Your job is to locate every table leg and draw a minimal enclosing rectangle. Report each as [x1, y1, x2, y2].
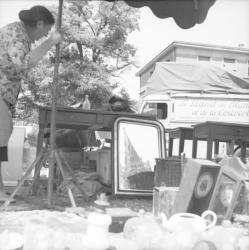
[214, 141, 219, 157]
[179, 137, 184, 158]
[240, 141, 247, 164]
[207, 137, 213, 160]
[192, 137, 198, 158]
[168, 138, 173, 157]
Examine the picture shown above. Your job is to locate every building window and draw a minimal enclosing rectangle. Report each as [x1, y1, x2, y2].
[223, 58, 237, 72]
[198, 56, 210, 62]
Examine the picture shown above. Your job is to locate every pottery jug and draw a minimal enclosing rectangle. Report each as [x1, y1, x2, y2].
[165, 210, 217, 233]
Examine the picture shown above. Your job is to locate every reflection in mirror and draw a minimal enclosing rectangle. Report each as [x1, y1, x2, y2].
[116, 121, 163, 195]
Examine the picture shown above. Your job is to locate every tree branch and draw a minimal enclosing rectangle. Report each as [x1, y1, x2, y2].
[71, 1, 96, 35]
[76, 41, 83, 64]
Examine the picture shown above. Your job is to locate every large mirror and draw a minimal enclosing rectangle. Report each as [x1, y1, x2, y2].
[113, 117, 165, 196]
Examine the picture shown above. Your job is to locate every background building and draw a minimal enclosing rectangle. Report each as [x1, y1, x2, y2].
[136, 41, 249, 96]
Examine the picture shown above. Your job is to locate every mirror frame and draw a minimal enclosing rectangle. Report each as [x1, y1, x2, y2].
[113, 117, 166, 197]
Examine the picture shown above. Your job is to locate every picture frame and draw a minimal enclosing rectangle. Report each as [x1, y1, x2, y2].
[173, 158, 221, 215]
[208, 168, 244, 221]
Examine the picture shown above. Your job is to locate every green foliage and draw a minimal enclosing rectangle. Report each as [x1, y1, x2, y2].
[16, 0, 140, 123]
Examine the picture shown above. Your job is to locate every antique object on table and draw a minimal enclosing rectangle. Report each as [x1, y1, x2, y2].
[153, 186, 179, 217]
[217, 156, 249, 218]
[106, 207, 137, 233]
[154, 157, 183, 187]
[209, 168, 248, 222]
[173, 158, 220, 215]
[83, 211, 112, 250]
[233, 180, 249, 216]
[113, 117, 166, 197]
[123, 214, 164, 250]
[163, 210, 217, 233]
[202, 223, 249, 250]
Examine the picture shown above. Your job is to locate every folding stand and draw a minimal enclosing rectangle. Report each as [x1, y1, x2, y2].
[2, 145, 89, 209]
[1, 0, 88, 210]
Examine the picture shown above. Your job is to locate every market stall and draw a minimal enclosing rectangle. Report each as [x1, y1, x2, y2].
[0, 1, 248, 249]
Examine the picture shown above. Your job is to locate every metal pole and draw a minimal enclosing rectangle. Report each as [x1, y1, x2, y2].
[47, 0, 63, 207]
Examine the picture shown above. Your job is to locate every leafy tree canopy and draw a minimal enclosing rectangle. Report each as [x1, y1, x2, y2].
[15, 0, 140, 124]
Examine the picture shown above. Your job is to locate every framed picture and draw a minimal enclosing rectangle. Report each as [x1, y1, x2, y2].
[209, 169, 243, 221]
[233, 180, 249, 216]
[173, 158, 220, 215]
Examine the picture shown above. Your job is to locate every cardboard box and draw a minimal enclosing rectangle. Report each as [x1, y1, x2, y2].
[84, 148, 111, 185]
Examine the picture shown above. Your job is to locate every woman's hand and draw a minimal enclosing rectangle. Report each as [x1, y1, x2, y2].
[27, 29, 64, 67]
[49, 30, 63, 45]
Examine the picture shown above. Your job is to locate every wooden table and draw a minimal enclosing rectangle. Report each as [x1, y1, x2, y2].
[37, 106, 155, 154]
[167, 127, 193, 157]
[192, 121, 249, 162]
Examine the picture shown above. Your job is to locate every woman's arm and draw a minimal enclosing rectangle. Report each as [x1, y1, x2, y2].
[28, 31, 62, 67]
[8, 30, 62, 71]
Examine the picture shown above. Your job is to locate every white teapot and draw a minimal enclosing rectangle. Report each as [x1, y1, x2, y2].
[162, 210, 217, 233]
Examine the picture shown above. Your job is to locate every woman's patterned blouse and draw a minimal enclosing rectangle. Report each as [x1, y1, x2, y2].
[0, 22, 31, 105]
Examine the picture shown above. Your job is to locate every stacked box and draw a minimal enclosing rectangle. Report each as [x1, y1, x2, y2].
[154, 158, 182, 187]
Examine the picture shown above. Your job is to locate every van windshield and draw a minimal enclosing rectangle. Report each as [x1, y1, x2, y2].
[142, 102, 168, 119]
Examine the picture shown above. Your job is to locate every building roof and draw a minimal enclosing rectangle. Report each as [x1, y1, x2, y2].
[136, 41, 249, 77]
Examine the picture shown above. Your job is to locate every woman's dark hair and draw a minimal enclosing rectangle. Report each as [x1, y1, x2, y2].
[19, 5, 55, 27]
[108, 95, 133, 112]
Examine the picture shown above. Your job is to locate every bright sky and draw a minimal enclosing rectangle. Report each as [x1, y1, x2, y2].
[0, 0, 249, 100]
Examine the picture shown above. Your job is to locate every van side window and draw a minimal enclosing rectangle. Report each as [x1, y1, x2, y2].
[158, 103, 167, 119]
[142, 103, 168, 119]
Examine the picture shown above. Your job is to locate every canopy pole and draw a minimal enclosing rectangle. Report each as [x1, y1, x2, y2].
[47, 0, 63, 207]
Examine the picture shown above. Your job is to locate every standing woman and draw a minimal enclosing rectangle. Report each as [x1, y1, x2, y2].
[0, 5, 63, 201]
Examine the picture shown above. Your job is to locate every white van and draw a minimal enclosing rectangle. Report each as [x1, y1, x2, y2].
[138, 62, 249, 157]
[139, 92, 249, 129]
